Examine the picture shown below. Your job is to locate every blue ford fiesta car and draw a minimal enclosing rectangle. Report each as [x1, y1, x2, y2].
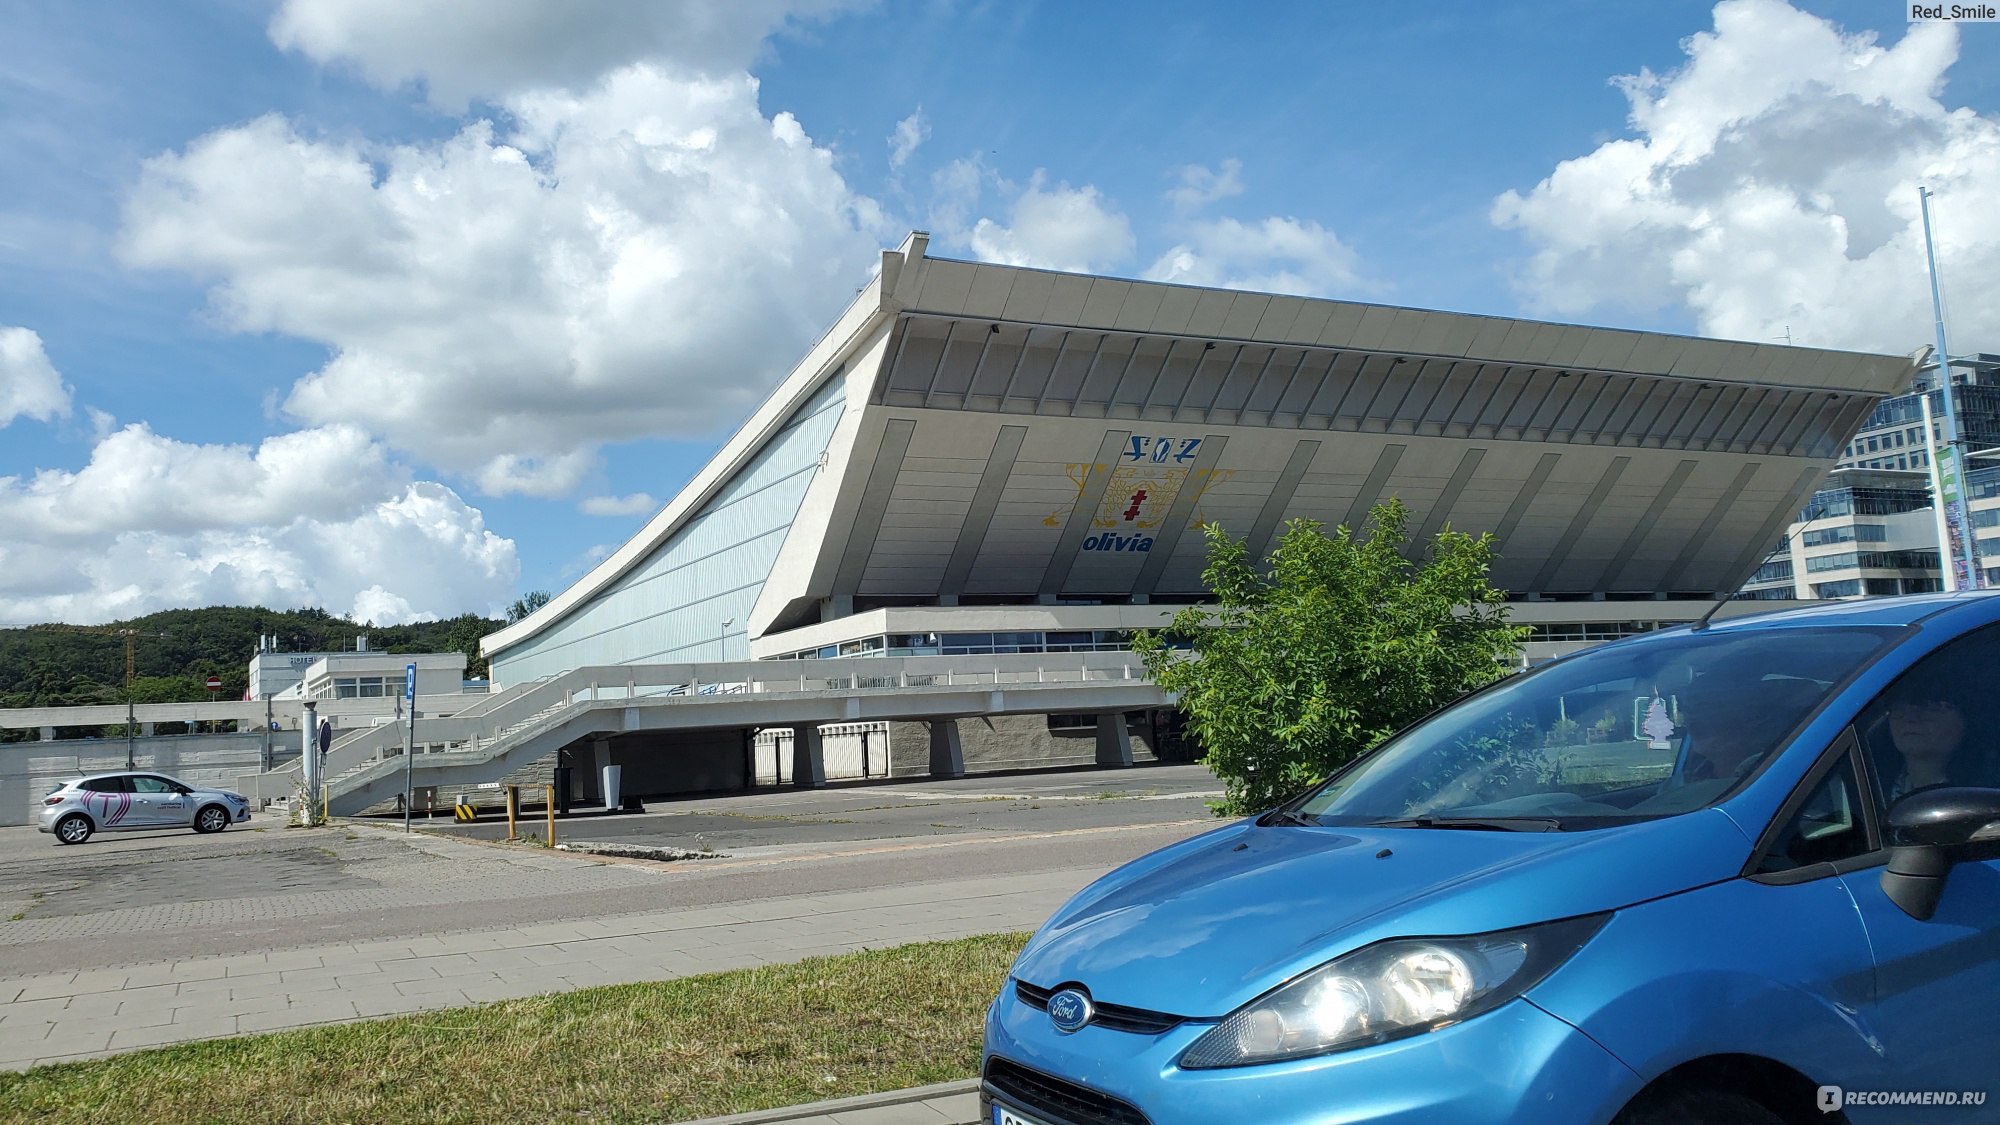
[984, 593, 2000, 1124]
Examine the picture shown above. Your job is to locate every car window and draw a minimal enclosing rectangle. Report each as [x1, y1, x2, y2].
[129, 776, 176, 794]
[1298, 627, 1892, 830]
[1856, 624, 2000, 808]
[81, 776, 128, 793]
[1756, 751, 1871, 874]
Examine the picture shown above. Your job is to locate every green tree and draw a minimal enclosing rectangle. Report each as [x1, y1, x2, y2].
[1132, 499, 1525, 816]
[440, 613, 502, 679]
[506, 590, 552, 624]
[0, 606, 504, 707]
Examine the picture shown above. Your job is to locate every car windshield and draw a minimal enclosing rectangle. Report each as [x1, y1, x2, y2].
[1297, 626, 1894, 830]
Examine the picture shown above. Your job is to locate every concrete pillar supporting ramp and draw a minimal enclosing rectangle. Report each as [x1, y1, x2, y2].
[1095, 712, 1133, 767]
[928, 719, 965, 779]
[790, 724, 827, 789]
[592, 736, 613, 803]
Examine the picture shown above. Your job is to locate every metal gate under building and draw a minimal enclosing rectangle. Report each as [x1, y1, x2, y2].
[751, 722, 892, 785]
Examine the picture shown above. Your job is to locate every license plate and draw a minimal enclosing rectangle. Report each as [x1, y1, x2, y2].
[995, 1103, 1052, 1125]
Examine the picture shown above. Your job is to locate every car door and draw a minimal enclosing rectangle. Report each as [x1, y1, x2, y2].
[127, 775, 191, 826]
[1742, 737, 1898, 1104]
[78, 775, 137, 829]
[1835, 625, 2000, 1099]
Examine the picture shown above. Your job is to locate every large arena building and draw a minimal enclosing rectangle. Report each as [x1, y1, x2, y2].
[455, 233, 1919, 799]
[485, 232, 1912, 678]
[0, 235, 1927, 820]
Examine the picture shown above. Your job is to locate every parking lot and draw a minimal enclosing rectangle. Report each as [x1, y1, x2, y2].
[435, 761, 1223, 852]
[0, 763, 1222, 1068]
[0, 763, 1220, 977]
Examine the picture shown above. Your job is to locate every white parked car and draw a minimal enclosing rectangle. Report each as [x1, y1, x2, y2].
[38, 771, 252, 844]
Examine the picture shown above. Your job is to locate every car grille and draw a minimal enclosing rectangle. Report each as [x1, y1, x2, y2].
[985, 1056, 1153, 1125]
[1014, 980, 1186, 1035]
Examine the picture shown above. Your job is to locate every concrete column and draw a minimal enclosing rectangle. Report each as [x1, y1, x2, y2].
[790, 724, 827, 789]
[301, 700, 319, 820]
[39, 726, 54, 742]
[140, 722, 155, 736]
[591, 736, 613, 802]
[1096, 711, 1133, 767]
[928, 719, 965, 779]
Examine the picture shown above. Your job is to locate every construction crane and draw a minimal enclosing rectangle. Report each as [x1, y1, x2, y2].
[3, 622, 170, 768]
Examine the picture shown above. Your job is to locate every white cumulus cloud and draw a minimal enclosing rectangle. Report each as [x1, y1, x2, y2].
[1166, 158, 1244, 215]
[889, 107, 929, 169]
[965, 170, 1134, 274]
[580, 492, 658, 517]
[122, 63, 885, 498]
[1, 423, 398, 540]
[1146, 217, 1366, 298]
[0, 427, 516, 625]
[269, 0, 869, 109]
[1492, 0, 2000, 352]
[0, 327, 73, 427]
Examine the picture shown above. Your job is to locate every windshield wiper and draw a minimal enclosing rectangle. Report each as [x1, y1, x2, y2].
[1368, 816, 1563, 832]
[1257, 807, 1320, 828]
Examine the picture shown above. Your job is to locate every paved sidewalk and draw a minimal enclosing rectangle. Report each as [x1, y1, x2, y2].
[0, 857, 1087, 1071]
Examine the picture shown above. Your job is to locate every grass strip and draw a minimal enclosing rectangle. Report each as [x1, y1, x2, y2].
[0, 932, 1028, 1125]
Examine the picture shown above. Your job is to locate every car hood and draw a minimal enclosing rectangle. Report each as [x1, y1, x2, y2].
[1011, 809, 1751, 1018]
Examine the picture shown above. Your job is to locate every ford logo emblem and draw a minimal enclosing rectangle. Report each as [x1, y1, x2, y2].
[1047, 987, 1094, 1034]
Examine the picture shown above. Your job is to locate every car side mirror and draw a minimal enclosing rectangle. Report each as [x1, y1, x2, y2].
[1879, 787, 2000, 921]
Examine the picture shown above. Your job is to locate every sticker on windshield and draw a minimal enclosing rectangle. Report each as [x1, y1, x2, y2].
[1643, 693, 1675, 750]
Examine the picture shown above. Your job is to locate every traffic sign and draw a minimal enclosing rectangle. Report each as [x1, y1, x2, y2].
[405, 662, 417, 702]
[205, 675, 222, 690]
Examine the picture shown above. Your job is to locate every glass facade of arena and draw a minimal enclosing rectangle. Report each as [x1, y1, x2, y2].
[489, 378, 848, 685]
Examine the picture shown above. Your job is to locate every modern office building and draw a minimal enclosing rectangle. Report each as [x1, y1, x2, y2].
[1829, 354, 2000, 474]
[1739, 354, 2000, 600]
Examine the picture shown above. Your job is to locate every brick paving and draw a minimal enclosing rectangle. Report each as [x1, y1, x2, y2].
[0, 859, 1091, 1079]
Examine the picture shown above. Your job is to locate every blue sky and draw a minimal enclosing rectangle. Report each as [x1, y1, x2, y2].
[3, 0, 1996, 625]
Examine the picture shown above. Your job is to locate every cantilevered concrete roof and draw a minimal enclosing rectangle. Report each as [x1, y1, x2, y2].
[485, 233, 1916, 674]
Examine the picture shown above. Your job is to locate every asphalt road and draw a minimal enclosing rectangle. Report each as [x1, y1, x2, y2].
[0, 764, 1227, 978]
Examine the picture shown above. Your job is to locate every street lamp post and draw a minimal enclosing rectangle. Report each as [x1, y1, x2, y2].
[1919, 186, 1984, 589]
[720, 618, 733, 662]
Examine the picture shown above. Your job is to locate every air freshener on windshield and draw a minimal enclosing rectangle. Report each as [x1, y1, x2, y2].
[1643, 694, 1675, 749]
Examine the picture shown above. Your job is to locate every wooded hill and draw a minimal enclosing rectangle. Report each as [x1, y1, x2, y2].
[0, 606, 505, 713]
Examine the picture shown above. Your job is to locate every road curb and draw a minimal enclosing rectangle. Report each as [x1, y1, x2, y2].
[677, 1078, 980, 1123]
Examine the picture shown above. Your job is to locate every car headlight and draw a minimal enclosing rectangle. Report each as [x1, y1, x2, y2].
[1179, 914, 1606, 1069]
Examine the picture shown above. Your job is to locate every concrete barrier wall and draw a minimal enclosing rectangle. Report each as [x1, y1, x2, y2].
[886, 713, 1157, 777]
[0, 734, 292, 827]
